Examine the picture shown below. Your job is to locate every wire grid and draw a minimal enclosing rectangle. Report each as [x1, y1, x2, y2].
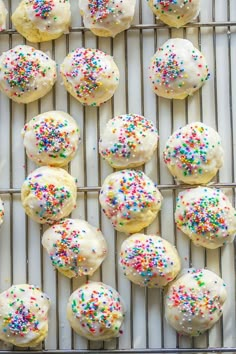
[0, 0, 236, 353]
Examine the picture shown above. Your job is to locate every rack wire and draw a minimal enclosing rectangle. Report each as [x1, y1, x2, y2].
[0, 0, 236, 353]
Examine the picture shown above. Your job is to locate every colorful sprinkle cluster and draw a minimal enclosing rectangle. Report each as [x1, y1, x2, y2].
[3, 305, 39, 336]
[88, 0, 117, 22]
[49, 220, 87, 275]
[176, 189, 229, 236]
[71, 284, 124, 334]
[100, 114, 158, 161]
[26, 117, 77, 159]
[27, 175, 71, 219]
[153, 0, 190, 11]
[164, 124, 213, 176]
[27, 0, 55, 19]
[168, 285, 221, 320]
[2, 47, 52, 98]
[120, 236, 175, 286]
[154, 49, 185, 87]
[62, 48, 104, 99]
[100, 170, 159, 224]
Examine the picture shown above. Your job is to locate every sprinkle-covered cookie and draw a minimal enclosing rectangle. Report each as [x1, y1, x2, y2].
[12, 0, 71, 42]
[42, 218, 107, 278]
[21, 166, 77, 224]
[99, 114, 158, 168]
[60, 47, 119, 106]
[79, 0, 136, 37]
[0, 45, 57, 104]
[175, 187, 236, 249]
[99, 170, 162, 234]
[67, 282, 125, 340]
[163, 122, 223, 184]
[165, 268, 227, 336]
[0, 284, 50, 347]
[149, 38, 209, 99]
[147, 0, 200, 28]
[119, 233, 181, 287]
[22, 111, 80, 167]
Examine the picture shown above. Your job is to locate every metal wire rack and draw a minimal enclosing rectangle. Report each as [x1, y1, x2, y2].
[0, 0, 236, 353]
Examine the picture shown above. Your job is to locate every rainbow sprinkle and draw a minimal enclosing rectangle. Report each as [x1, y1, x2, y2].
[154, 50, 185, 87]
[3, 305, 39, 336]
[152, 0, 190, 11]
[27, 0, 55, 19]
[88, 0, 117, 22]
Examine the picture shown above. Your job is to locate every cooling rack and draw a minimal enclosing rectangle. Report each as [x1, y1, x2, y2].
[0, 0, 236, 353]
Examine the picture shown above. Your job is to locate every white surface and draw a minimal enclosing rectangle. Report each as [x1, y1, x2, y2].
[0, 0, 235, 351]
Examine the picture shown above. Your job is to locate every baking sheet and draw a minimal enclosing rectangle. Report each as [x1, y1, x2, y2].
[0, 0, 236, 352]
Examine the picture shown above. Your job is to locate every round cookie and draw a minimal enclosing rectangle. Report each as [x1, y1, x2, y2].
[22, 111, 80, 167]
[99, 114, 159, 168]
[149, 38, 210, 99]
[12, 0, 71, 43]
[147, 0, 200, 28]
[60, 47, 119, 106]
[175, 187, 236, 249]
[67, 281, 125, 341]
[42, 218, 108, 278]
[99, 170, 162, 234]
[119, 233, 181, 287]
[0, 284, 50, 347]
[21, 166, 77, 224]
[79, 0, 136, 37]
[165, 268, 227, 336]
[0, 198, 4, 226]
[163, 122, 223, 184]
[0, 0, 7, 31]
[0, 45, 57, 104]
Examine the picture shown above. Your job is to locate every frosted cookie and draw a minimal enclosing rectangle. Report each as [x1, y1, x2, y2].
[149, 38, 209, 99]
[67, 281, 125, 340]
[0, 45, 57, 104]
[99, 170, 162, 234]
[12, 0, 71, 43]
[0, 284, 50, 347]
[42, 218, 108, 278]
[163, 122, 223, 184]
[147, 0, 200, 28]
[0, 198, 4, 226]
[21, 166, 77, 224]
[165, 268, 227, 336]
[119, 233, 181, 287]
[60, 47, 119, 106]
[79, 0, 136, 37]
[0, 0, 7, 31]
[99, 114, 159, 168]
[175, 187, 236, 249]
[22, 111, 80, 167]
